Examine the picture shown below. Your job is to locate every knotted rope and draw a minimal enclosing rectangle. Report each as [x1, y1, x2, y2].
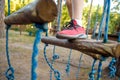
[31, 23, 48, 80]
[89, 59, 97, 80]
[108, 58, 116, 78]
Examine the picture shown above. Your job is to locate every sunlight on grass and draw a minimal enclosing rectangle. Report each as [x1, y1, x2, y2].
[9, 30, 35, 44]
[0, 30, 35, 52]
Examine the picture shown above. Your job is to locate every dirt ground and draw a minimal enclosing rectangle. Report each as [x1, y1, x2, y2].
[0, 30, 119, 80]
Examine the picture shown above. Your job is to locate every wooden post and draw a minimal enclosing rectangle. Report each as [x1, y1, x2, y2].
[4, 0, 58, 25]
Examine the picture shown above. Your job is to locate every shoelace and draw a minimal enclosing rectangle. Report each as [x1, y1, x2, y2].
[62, 20, 79, 30]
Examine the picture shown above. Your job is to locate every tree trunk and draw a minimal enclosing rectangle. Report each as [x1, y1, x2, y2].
[0, 0, 5, 38]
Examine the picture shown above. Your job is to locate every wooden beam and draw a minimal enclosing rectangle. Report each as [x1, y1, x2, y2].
[4, 0, 57, 25]
[41, 37, 120, 60]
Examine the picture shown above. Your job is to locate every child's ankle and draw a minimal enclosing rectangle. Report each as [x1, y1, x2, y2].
[74, 19, 82, 26]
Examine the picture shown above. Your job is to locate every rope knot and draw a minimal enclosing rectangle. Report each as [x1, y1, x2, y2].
[65, 64, 70, 74]
[89, 59, 97, 80]
[100, 56, 107, 61]
[45, 43, 49, 46]
[108, 58, 116, 78]
[5, 67, 14, 80]
[52, 54, 59, 60]
[34, 23, 48, 32]
[54, 70, 61, 80]
[65, 49, 72, 76]
[97, 56, 107, 80]
[6, 25, 11, 30]
[89, 69, 96, 80]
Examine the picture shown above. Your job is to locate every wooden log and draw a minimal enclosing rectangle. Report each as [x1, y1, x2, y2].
[4, 0, 57, 25]
[41, 37, 120, 60]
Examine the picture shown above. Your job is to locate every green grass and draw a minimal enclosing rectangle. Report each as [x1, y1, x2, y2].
[8, 30, 35, 44]
[0, 30, 35, 52]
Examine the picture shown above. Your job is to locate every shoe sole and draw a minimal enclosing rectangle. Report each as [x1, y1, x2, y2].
[56, 33, 87, 39]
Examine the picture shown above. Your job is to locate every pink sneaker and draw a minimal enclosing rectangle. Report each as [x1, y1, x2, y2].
[56, 19, 87, 39]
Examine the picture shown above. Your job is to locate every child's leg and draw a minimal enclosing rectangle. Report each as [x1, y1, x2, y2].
[72, 0, 84, 26]
[72, 0, 84, 20]
[56, 0, 86, 39]
[66, 0, 72, 18]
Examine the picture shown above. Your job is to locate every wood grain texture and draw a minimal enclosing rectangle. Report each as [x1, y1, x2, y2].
[41, 37, 120, 60]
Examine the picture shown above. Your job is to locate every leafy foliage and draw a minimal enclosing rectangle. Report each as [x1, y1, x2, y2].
[61, 5, 71, 27]
[5, 0, 33, 16]
[4, 0, 120, 35]
[25, 25, 37, 36]
[109, 12, 120, 34]
[83, 3, 120, 34]
[82, 5, 103, 29]
[112, 0, 120, 12]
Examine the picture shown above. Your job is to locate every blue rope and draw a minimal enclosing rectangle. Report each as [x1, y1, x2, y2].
[103, 0, 110, 43]
[49, 0, 62, 78]
[44, 44, 61, 80]
[118, 32, 120, 42]
[88, 59, 97, 80]
[96, 56, 106, 80]
[31, 29, 43, 80]
[50, 67, 53, 80]
[5, 25, 15, 80]
[34, 23, 48, 32]
[5, 0, 15, 79]
[97, 0, 108, 40]
[6, 26, 11, 69]
[65, 49, 72, 76]
[52, 54, 59, 60]
[8, 0, 11, 15]
[5, 67, 14, 80]
[76, 54, 83, 80]
[97, 60, 103, 80]
[108, 58, 116, 78]
[57, 0, 62, 31]
[31, 23, 48, 80]
[50, 46, 59, 80]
